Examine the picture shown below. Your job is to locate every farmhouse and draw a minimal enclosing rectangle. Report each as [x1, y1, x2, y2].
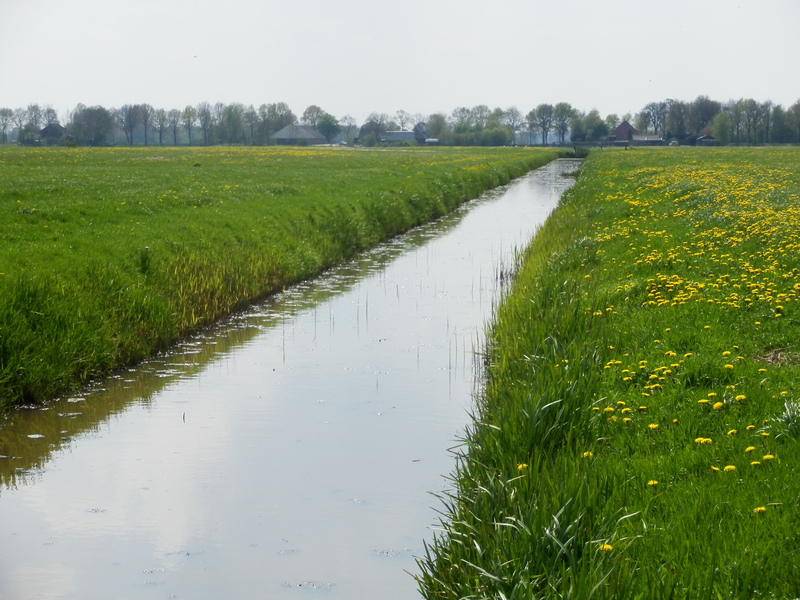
[609, 120, 663, 145]
[272, 124, 326, 145]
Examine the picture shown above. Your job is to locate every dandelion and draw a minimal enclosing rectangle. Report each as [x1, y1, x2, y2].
[517, 463, 528, 471]
[745, 446, 756, 453]
[763, 454, 775, 460]
[753, 506, 767, 513]
[617, 400, 627, 406]
[604, 407, 615, 413]
[698, 399, 710, 404]
[711, 466, 720, 472]
[713, 402, 724, 410]
[751, 461, 761, 466]
[724, 364, 734, 369]
[647, 480, 658, 486]
[723, 465, 736, 472]
[727, 429, 737, 436]
[599, 543, 613, 552]
[638, 406, 647, 411]
[582, 452, 593, 458]
[592, 407, 601, 411]
[735, 395, 746, 401]
[746, 425, 756, 431]
[621, 407, 632, 414]
[648, 423, 659, 430]
[623, 417, 632, 423]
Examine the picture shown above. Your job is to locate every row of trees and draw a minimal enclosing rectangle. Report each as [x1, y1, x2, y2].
[3, 96, 800, 147]
[633, 96, 800, 145]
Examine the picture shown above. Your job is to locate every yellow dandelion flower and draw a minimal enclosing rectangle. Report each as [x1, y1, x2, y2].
[518, 463, 528, 471]
[724, 364, 734, 369]
[616, 400, 627, 406]
[582, 452, 593, 458]
[604, 407, 615, 413]
[753, 506, 766, 513]
[751, 461, 761, 466]
[713, 402, 724, 410]
[648, 423, 659, 430]
[698, 399, 709, 404]
[723, 465, 736, 472]
[647, 480, 658, 486]
[735, 395, 746, 401]
[763, 454, 774, 460]
[745, 446, 756, 453]
[599, 543, 613, 552]
[727, 429, 737, 436]
[638, 406, 647, 411]
[711, 466, 720, 472]
[746, 425, 756, 431]
[708, 392, 717, 397]
[623, 417, 632, 423]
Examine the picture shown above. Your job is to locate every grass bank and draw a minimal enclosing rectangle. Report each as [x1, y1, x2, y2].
[417, 147, 800, 599]
[0, 145, 560, 410]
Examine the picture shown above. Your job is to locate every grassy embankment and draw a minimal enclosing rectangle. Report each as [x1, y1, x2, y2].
[417, 147, 800, 599]
[0, 145, 560, 410]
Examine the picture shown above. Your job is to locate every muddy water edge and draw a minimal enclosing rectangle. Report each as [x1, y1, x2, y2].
[0, 159, 580, 599]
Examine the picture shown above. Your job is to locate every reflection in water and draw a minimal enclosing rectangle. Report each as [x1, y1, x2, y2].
[0, 159, 579, 599]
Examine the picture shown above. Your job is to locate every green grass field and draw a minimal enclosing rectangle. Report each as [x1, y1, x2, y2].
[416, 147, 800, 599]
[0, 145, 560, 409]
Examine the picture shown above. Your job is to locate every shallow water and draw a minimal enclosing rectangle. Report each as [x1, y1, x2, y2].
[0, 159, 579, 599]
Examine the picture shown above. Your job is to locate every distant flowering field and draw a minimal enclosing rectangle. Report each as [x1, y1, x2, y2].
[417, 147, 800, 599]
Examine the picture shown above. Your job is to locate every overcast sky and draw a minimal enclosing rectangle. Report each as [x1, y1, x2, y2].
[2, 0, 798, 124]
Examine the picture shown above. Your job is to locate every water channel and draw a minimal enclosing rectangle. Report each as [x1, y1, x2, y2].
[0, 159, 579, 600]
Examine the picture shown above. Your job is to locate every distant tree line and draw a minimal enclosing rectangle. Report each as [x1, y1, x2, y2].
[631, 96, 800, 145]
[2, 95, 800, 147]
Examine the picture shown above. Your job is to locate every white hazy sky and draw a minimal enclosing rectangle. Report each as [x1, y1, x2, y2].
[1, 0, 798, 124]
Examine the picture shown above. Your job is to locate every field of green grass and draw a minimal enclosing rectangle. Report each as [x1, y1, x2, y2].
[0, 145, 560, 409]
[417, 147, 800, 599]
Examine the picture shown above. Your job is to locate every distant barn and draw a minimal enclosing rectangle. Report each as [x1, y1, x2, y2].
[272, 124, 326, 146]
[609, 120, 663, 145]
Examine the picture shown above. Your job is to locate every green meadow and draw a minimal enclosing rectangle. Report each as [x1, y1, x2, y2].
[0, 145, 560, 409]
[417, 147, 800, 599]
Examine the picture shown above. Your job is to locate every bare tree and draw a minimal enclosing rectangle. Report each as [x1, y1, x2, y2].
[552, 102, 576, 144]
[470, 105, 490, 130]
[395, 109, 411, 131]
[340, 114, 357, 144]
[42, 106, 60, 127]
[154, 108, 169, 145]
[197, 102, 214, 145]
[26, 104, 42, 127]
[642, 101, 667, 136]
[0, 107, 12, 143]
[139, 104, 154, 145]
[182, 105, 197, 144]
[535, 104, 554, 145]
[502, 107, 523, 145]
[525, 109, 540, 145]
[117, 104, 141, 145]
[168, 109, 182, 145]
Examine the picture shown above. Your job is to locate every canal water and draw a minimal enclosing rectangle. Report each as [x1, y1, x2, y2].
[0, 159, 579, 600]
